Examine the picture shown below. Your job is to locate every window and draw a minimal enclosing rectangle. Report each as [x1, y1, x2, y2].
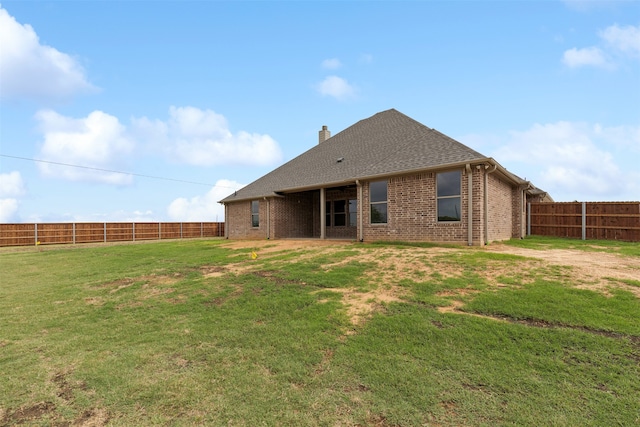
[251, 200, 260, 227]
[334, 200, 346, 226]
[437, 171, 461, 221]
[348, 199, 357, 227]
[325, 201, 331, 226]
[370, 180, 388, 224]
[326, 200, 357, 227]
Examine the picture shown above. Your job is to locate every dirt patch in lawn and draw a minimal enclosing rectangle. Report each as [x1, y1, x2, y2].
[95, 274, 181, 293]
[220, 239, 639, 323]
[486, 244, 640, 297]
[1, 370, 109, 426]
[319, 286, 407, 327]
[220, 239, 349, 253]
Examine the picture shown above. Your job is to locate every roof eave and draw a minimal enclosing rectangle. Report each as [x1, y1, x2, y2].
[354, 158, 498, 183]
[220, 158, 530, 205]
[485, 158, 528, 186]
[219, 191, 284, 204]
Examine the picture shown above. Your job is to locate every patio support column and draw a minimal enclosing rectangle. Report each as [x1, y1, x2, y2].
[320, 188, 326, 239]
[264, 197, 270, 240]
[224, 203, 229, 239]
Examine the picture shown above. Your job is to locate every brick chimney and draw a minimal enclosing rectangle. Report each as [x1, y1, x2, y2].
[318, 125, 330, 144]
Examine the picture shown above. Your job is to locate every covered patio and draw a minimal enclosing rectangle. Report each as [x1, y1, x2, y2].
[269, 184, 359, 240]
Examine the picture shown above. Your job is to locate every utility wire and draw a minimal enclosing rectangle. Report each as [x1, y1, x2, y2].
[0, 154, 242, 190]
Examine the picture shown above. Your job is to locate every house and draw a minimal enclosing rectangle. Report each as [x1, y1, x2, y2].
[219, 109, 550, 245]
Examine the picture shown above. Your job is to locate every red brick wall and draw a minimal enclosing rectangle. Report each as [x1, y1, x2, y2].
[512, 187, 525, 239]
[271, 192, 316, 238]
[225, 168, 521, 243]
[226, 200, 267, 239]
[362, 170, 469, 243]
[487, 172, 514, 242]
[472, 167, 485, 244]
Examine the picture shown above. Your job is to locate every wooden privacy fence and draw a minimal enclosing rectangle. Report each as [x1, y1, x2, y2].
[0, 222, 225, 247]
[527, 202, 640, 242]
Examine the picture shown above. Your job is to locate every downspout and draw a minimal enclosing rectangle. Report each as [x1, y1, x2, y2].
[484, 164, 497, 245]
[522, 187, 527, 239]
[466, 164, 473, 246]
[356, 180, 363, 242]
[263, 197, 270, 239]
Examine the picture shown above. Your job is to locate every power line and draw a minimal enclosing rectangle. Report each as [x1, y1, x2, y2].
[0, 154, 242, 190]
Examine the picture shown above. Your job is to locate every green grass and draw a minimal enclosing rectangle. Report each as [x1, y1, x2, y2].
[505, 235, 640, 257]
[367, 240, 459, 249]
[1, 239, 638, 426]
[465, 280, 640, 335]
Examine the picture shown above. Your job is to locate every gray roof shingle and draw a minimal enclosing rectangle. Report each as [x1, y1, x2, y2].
[221, 109, 492, 202]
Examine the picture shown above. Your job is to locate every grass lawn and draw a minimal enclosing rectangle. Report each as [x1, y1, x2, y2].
[1, 237, 638, 426]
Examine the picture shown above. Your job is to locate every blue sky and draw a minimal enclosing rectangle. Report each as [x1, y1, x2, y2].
[1, 0, 638, 223]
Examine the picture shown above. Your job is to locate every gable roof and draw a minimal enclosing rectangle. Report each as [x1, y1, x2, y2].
[221, 109, 523, 203]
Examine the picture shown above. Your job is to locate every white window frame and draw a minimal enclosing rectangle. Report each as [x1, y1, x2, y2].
[370, 180, 388, 224]
[251, 200, 260, 227]
[436, 171, 461, 222]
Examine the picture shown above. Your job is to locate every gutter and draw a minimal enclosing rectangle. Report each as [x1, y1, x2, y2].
[220, 157, 527, 204]
[219, 191, 285, 204]
[343, 158, 496, 188]
[258, 159, 501, 199]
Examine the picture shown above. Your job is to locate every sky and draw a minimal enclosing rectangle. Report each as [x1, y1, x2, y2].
[0, 0, 638, 223]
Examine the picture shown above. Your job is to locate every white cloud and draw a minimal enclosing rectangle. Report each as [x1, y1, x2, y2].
[168, 179, 245, 221]
[562, 47, 609, 68]
[0, 171, 26, 222]
[0, 171, 26, 197]
[321, 58, 342, 69]
[599, 24, 640, 56]
[132, 106, 282, 166]
[0, 6, 96, 102]
[315, 75, 356, 101]
[562, 23, 640, 69]
[35, 110, 135, 184]
[493, 121, 640, 200]
[0, 198, 19, 222]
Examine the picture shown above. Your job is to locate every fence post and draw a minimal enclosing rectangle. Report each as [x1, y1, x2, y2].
[104, 223, 107, 242]
[73, 222, 76, 245]
[35, 223, 38, 245]
[582, 202, 586, 241]
[158, 222, 161, 240]
[133, 223, 136, 242]
[180, 222, 183, 239]
[527, 203, 531, 236]
[201, 222, 203, 238]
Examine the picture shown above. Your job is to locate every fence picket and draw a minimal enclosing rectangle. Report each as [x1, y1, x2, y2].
[528, 202, 639, 242]
[0, 222, 225, 247]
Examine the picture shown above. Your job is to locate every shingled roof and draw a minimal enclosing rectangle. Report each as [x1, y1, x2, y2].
[221, 109, 517, 203]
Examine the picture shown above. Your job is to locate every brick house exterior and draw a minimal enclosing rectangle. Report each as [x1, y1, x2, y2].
[220, 110, 550, 245]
